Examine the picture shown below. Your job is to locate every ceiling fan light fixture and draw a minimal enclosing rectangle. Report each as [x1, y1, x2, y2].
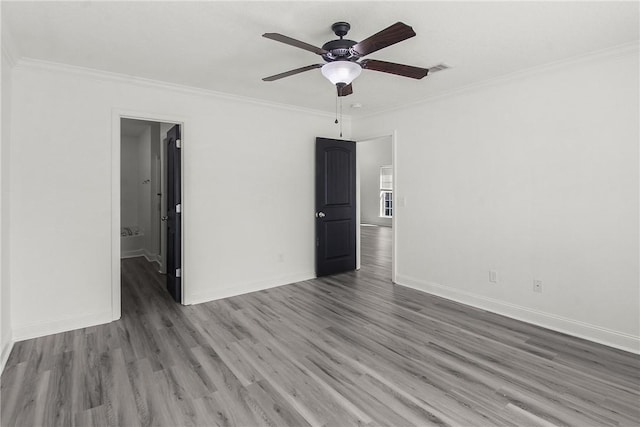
[321, 61, 362, 85]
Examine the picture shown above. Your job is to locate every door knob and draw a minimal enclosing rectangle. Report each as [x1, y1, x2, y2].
[161, 216, 168, 221]
[316, 212, 326, 218]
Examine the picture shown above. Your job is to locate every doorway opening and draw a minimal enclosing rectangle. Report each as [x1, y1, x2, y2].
[113, 114, 183, 321]
[357, 134, 395, 282]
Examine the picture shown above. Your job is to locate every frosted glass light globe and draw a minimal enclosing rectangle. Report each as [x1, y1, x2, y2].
[321, 61, 362, 85]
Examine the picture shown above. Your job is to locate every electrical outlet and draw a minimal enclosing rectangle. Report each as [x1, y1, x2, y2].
[533, 279, 543, 293]
[489, 270, 498, 283]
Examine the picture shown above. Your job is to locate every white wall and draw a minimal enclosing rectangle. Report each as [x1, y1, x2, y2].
[359, 137, 392, 227]
[120, 134, 141, 230]
[354, 46, 639, 353]
[6, 44, 636, 354]
[9, 60, 349, 339]
[1, 38, 14, 369]
[148, 122, 161, 259]
[137, 125, 152, 249]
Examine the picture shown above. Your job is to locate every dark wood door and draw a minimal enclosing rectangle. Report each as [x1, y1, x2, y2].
[166, 125, 182, 302]
[315, 137, 357, 277]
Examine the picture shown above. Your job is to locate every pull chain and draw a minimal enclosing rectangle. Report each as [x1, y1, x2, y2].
[340, 95, 343, 138]
[334, 86, 343, 138]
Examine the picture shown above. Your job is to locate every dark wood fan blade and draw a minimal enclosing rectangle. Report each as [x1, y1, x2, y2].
[262, 64, 324, 81]
[351, 22, 416, 57]
[263, 33, 328, 55]
[360, 59, 428, 79]
[337, 83, 353, 97]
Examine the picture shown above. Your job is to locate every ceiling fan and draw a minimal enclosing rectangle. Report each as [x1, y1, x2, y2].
[262, 21, 429, 97]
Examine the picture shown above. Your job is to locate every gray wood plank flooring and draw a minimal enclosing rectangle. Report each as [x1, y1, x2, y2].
[2, 225, 639, 426]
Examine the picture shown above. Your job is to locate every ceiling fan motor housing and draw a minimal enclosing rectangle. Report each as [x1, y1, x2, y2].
[321, 22, 360, 62]
[321, 39, 359, 62]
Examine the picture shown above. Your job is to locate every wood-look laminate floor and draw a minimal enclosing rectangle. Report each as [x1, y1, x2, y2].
[2, 225, 639, 426]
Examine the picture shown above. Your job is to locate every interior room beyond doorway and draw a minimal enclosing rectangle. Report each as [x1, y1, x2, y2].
[120, 119, 178, 276]
[358, 135, 393, 279]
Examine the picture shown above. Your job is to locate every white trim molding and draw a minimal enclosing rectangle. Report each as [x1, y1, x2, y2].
[355, 130, 398, 283]
[15, 57, 341, 120]
[111, 109, 189, 319]
[395, 274, 640, 355]
[1, 339, 14, 373]
[1, 21, 18, 68]
[119, 251, 161, 265]
[354, 41, 640, 120]
[12, 310, 112, 342]
[187, 271, 315, 306]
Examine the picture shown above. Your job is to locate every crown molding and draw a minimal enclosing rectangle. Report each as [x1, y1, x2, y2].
[14, 57, 346, 120]
[354, 40, 640, 121]
[1, 25, 18, 68]
[10, 39, 637, 122]
[1, 45, 17, 68]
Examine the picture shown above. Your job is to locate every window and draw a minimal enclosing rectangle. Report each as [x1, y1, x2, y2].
[379, 165, 393, 218]
[381, 191, 393, 217]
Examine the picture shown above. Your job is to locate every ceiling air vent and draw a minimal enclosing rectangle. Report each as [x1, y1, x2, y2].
[428, 63, 451, 74]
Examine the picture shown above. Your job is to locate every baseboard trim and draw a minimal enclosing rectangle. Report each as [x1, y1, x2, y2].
[361, 220, 392, 227]
[143, 252, 160, 264]
[395, 274, 640, 355]
[120, 251, 160, 265]
[12, 310, 113, 342]
[121, 249, 144, 259]
[187, 271, 316, 306]
[1, 339, 14, 373]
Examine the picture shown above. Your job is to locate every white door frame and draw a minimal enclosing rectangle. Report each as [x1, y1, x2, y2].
[355, 130, 397, 283]
[111, 109, 187, 321]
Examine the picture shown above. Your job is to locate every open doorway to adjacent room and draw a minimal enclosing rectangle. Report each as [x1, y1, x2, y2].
[117, 118, 182, 316]
[121, 120, 165, 269]
[357, 135, 394, 281]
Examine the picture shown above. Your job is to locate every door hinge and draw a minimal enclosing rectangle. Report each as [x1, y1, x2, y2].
[176, 268, 182, 278]
[176, 203, 181, 213]
[176, 139, 182, 149]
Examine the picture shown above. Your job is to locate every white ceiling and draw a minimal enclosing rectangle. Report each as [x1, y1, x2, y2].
[121, 119, 155, 138]
[2, 1, 638, 116]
